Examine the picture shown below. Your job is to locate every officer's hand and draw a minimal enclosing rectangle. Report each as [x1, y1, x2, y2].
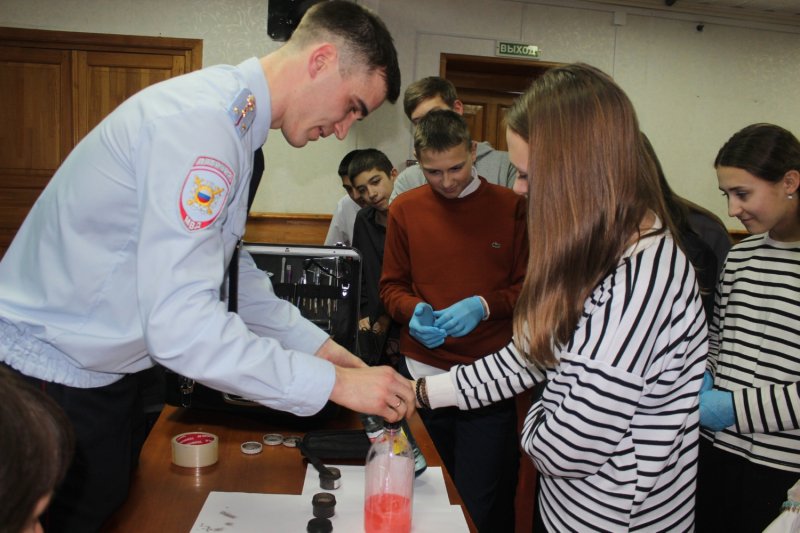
[329, 365, 416, 423]
[700, 371, 714, 394]
[699, 389, 735, 432]
[433, 296, 485, 337]
[316, 338, 367, 368]
[409, 302, 446, 349]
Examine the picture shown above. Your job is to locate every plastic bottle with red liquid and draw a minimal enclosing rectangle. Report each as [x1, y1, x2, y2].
[359, 413, 427, 477]
[363, 419, 414, 533]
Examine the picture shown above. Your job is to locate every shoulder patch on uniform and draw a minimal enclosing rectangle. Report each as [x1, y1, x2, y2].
[228, 89, 256, 138]
[179, 156, 234, 231]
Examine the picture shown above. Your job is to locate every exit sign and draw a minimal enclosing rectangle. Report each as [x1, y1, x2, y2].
[496, 41, 540, 59]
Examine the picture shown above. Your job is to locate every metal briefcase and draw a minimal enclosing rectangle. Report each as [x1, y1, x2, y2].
[164, 242, 362, 428]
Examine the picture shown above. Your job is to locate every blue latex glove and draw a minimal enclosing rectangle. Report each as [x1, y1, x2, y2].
[409, 302, 446, 349]
[433, 296, 485, 338]
[699, 389, 735, 431]
[700, 371, 714, 394]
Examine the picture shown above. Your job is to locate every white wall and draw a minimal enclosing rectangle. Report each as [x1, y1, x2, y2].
[2, 0, 799, 230]
[367, 0, 800, 230]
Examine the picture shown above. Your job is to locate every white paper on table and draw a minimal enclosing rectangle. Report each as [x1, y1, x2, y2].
[190, 465, 468, 532]
[301, 464, 452, 508]
[191, 492, 307, 532]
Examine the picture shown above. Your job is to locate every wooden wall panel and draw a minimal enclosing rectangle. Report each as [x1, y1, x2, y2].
[244, 213, 331, 245]
[244, 214, 747, 250]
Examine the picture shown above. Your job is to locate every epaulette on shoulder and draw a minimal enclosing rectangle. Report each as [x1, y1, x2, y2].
[228, 88, 256, 138]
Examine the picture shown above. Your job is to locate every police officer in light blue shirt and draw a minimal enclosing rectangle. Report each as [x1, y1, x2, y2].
[0, 3, 414, 530]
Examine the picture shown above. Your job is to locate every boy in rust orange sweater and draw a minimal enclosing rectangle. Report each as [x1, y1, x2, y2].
[380, 109, 528, 532]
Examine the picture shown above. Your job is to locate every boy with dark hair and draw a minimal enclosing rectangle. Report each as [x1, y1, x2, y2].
[381, 109, 528, 531]
[349, 149, 397, 344]
[325, 149, 367, 246]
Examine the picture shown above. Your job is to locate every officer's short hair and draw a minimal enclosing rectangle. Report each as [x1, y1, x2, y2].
[348, 149, 394, 181]
[290, 1, 400, 103]
[403, 77, 459, 121]
[413, 109, 471, 156]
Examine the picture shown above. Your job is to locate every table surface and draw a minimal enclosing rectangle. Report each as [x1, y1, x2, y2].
[104, 404, 475, 532]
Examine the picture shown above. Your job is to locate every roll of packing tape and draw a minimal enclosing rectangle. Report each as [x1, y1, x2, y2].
[171, 431, 219, 467]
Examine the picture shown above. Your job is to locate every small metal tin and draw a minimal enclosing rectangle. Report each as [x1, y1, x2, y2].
[282, 435, 302, 448]
[319, 466, 341, 490]
[262, 433, 284, 446]
[311, 492, 336, 519]
[240, 441, 263, 455]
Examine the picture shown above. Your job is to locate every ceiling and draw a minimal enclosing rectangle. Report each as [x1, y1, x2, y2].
[676, 0, 798, 12]
[578, 0, 800, 26]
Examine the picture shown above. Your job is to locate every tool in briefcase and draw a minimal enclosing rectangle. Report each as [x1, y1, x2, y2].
[164, 242, 363, 428]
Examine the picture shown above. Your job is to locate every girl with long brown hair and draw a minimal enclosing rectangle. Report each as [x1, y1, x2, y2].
[415, 63, 708, 531]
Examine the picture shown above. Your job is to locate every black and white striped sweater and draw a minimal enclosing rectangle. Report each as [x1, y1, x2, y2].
[427, 233, 708, 531]
[703, 233, 800, 473]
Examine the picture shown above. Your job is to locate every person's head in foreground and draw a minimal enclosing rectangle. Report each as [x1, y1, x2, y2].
[0, 366, 75, 533]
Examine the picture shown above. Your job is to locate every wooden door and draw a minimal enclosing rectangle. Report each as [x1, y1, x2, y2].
[0, 27, 202, 257]
[441, 53, 561, 149]
[73, 50, 186, 141]
[459, 89, 516, 151]
[0, 45, 74, 254]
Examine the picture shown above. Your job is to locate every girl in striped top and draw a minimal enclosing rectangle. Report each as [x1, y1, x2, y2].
[416, 63, 708, 531]
[696, 123, 800, 532]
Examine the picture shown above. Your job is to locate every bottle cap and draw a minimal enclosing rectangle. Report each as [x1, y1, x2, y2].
[282, 436, 302, 448]
[319, 466, 341, 490]
[306, 517, 333, 533]
[384, 420, 401, 430]
[262, 433, 284, 446]
[240, 441, 263, 455]
[311, 492, 336, 519]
